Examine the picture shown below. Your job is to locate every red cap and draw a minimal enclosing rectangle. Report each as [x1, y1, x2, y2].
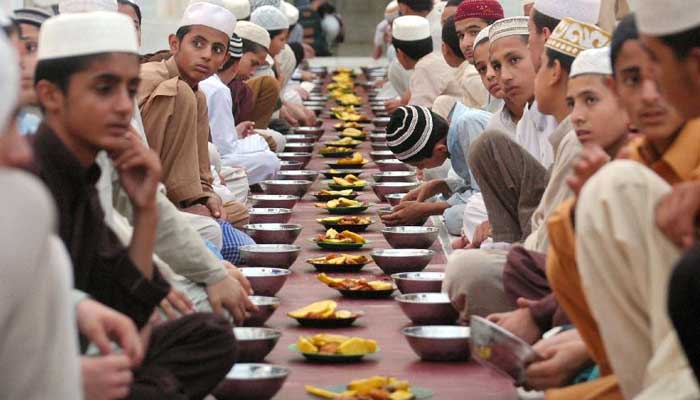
[455, 0, 504, 22]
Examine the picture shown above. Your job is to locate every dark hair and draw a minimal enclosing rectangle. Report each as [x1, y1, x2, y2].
[545, 48, 574, 74]
[289, 41, 305, 67]
[392, 37, 433, 61]
[406, 113, 449, 163]
[267, 29, 286, 40]
[242, 38, 266, 54]
[397, 0, 434, 13]
[532, 9, 560, 34]
[446, 0, 462, 6]
[442, 16, 464, 59]
[610, 14, 638, 76]
[176, 25, 192, 41]
[220, 55, 239, 71]
[117, 0, 142, 24]
[659, 25, 700, 60]
[35, 53, 113, 93]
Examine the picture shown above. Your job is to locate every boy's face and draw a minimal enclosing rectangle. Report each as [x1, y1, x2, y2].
[18, 23, 40, 107]
[527, 8, 548, 71]
[170, 25, 230, 86]
[0, 113, 33, 169]
[490, 36, 536, 109]
[474, 41, 503, 98]
[456, 18, 488, 63]
[407, 140, 449, 170]
[641, 34, 700, 120]
[118, 3, 142, 46]
[237, 51, 263, 80]
[269, 30, 289, 57]
[567, 74, 629, 150]
[441, 42, 463, 68]
[533, 50, 566, 116]
[442, 5, 457, 25]
[613, 39, 685, 142]
[38, 53, 141, 156]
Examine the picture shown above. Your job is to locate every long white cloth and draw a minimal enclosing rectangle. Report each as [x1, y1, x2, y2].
[200, 74, 280, 184]
[514, 101, 558, 168]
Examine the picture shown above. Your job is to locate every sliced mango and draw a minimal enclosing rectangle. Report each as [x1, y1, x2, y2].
[297, 336, 319, 353]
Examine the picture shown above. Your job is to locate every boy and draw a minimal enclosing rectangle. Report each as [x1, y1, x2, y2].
[33, 11, 236, 398]
[397, 0, 443, 52]
[201, 33, 280, 185]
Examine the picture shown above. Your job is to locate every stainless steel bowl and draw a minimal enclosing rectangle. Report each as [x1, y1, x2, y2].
[371, 181, 420, 202]
[233, 327, 282, 363]
[276, 152, 312, 168]
[260, 180, 313, 197]
[249, 194, 299, 209]
[371, 141, 389, 151]
[213, 363, 290, 400]
[241, 268, 291, 296]
[240, 244, 301, 268]
[292, 126, 324, 136]
[373, 117, 391, 127]
[244, 296, 281, 327]
[303, 101, 326, 107]
[386, 193, 406, 207]
[370, 150, 396, 161]
[382, 226, 439, 249]
[248, 208, 293, 224]
[307, 106, 324, 116]
[284, 142, 315, 153]
[375, 159, 415, 172]
[285, 134, 317, 144]
[376, 206, 427, 227]
[371, 248, 435, 274]
[396, 293, 458, 325]
[372, 171, 417, 183]
[392, 271, 445, 294]
[402, 326, 471, 362]
[277, 170, 319, 182]
[279, 161, 303, 171]
[243, 224, 303, 245]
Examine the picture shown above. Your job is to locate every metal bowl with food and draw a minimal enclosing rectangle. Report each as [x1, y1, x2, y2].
[241, 268, 291, 297]
[213, 363, 290, 400]
[239, 244, 301, 268]
[277, 170, 319, 182]
[284, 142, 315, 153]
[372, 171, 417, 183]
[248, 194, 299, 209]
[369, 133, 387, 143]
[243, 224, 303, 245]
[382, 226, 439, 249]
[392, 271, 444, 294]
[233, 327, 282, 363]
[276, 152, 313, 168]
[369, 150, 396, 161]
[371, 181, 420, 202]
[371, 248, 435, 274]
[370, 141, 389, 151]
[260, 180, 313, 198]
[375, 159, 415, 172]
[396, 293, 458, 325]
[402, 326, 471, 362]
[279, 160, 303, 171]
[373, 117, 391, 127]
[248, 208, 293, 224]
[244, 296, 281, 327]
[386, 193, 406, 207]
[285, 134, 317, 144]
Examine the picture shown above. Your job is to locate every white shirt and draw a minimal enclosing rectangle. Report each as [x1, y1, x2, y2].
[428, 1, 445, 53]
[514, 101, 558, 168]
[410, 52, 462, 107]
[485, 102, 517, 138]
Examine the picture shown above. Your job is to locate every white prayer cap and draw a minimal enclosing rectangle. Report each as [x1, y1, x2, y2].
[0, 32, 20, 131]
[0, 9, 12, 27]
[251, 5, 288, 30]
[385, 1, 399, 20]
[235, 20, 271, 50]
[265, 53, 274, 65]
[474, 25, 491, 49]
[179, 2, 237, 38]
[189, 0, 242, 18]
[545, 17, 611, 58]
[59, 0, 118, 13]
[489, 17, 529, 43]
[281, 1, 299, 26]
[635, 0, 700, 35]
[392, 15, 431, 41]
[533, 0, 601, 25]
[230, 0, 251, 19]
[250, 0, 282, 11]
[38, 11, 138, 60]
[570, 47, 612, 78]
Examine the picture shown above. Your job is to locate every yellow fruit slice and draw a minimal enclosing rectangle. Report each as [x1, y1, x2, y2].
[338, 337, 371, 355]
[390, 390, 415, 400]
[288, 300, 337, 319]
[342, 230, 366, 244]
[297, 336, 319, 353]
[335, 310, 353, 319]
[368, 281, 393, 291]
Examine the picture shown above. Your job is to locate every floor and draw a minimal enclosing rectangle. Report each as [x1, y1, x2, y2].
[248, 76, 519, 399]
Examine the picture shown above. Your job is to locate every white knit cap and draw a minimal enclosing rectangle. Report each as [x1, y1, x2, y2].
[474, 25, 491, 49]
[533, 0, 601, 25]
[392, 15, 431, 41]
[235, 20, 271, 49]
[230, 0, 251, 19]
[489, 17, 529, 43]
[250, 0, 282, 11]
[281, 1, 299, 26]
[570, 47, 612, 78]
[0, 32, 19, 131]
[251, 4, 288, 30]
[0, 9, 12, 27]
[179, 2, 237, 38]
[635, 0, 700, 35]
[59, 0, 117, 13]
[385, 0, 399, 20]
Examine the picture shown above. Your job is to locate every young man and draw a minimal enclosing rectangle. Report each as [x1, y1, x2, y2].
[117, 0, 141, 43]
[201, 33, 280, 185]
[392, 15, 462, 107]
[441, 16, 465, 69]
[635, 0, 700, 382]
[138, 2, 250, 228]
[397, 0, 443, 52]
[549, 14, 699, 399]
[33, 11, 236, 398]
